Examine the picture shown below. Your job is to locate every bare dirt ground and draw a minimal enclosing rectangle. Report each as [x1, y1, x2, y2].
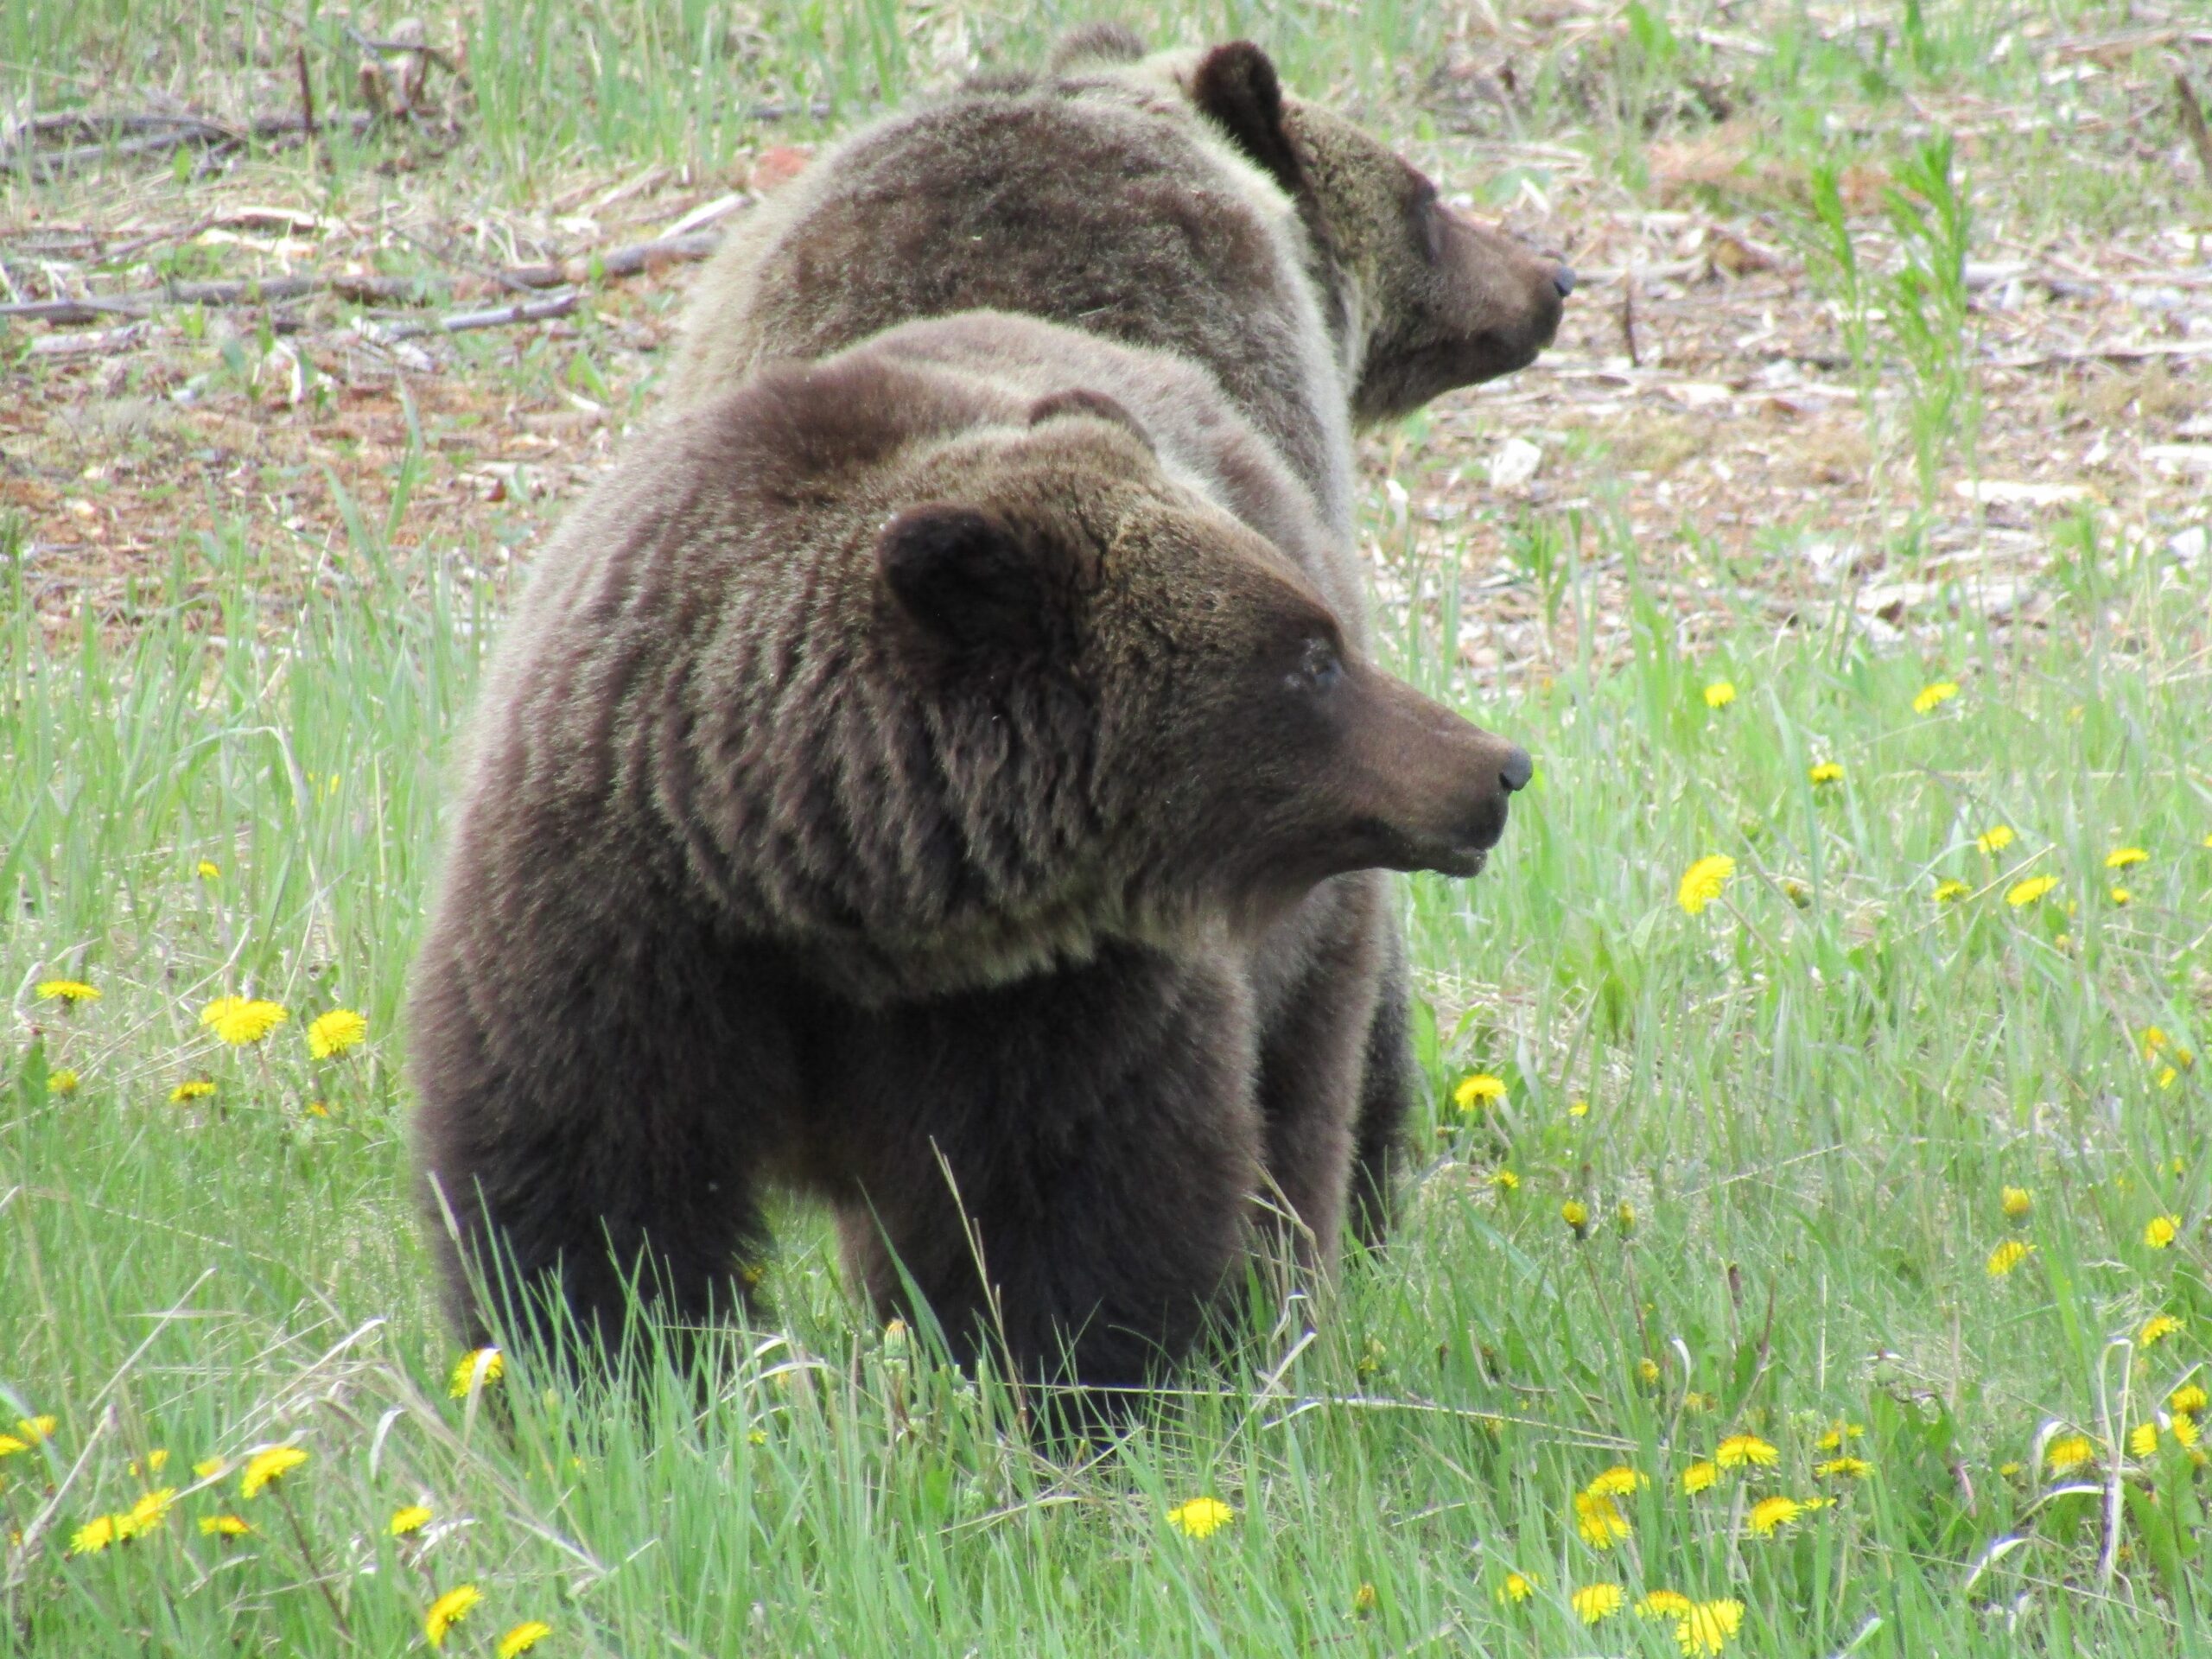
[8, 24, 2210, 678]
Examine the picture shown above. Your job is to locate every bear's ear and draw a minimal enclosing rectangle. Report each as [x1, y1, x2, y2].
[1191, 41, 1301, 196]
[877, 505, 1063, 658]
[1027, 388, 1154, 454]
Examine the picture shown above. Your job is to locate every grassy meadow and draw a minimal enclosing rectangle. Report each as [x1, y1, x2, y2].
[6, 2, 2212, 1654]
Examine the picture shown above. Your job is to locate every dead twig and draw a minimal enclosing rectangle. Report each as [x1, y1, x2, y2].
[2178, 74, 2212, 194]
[11, 111, 376, 177]
[372, 289, 579, 340]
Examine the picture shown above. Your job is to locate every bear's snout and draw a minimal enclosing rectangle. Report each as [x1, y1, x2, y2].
[1330, 665, 1530, 880]
[1549, 264, 1576, 299]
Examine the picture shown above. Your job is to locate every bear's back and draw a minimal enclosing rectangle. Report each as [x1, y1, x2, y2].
[670, 83, 1352, 537]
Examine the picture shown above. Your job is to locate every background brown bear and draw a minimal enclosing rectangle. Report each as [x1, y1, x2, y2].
[409, 314, 1531, 1400]
[666, 34, 1567, 1260]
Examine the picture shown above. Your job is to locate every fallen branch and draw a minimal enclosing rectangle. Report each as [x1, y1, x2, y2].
[10, 111, 378, 177]
[373, 289, 579, 340]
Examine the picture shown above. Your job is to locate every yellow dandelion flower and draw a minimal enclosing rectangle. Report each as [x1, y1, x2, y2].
[1573, 1583, 1625, 1624]
[2106, 847, 2147, 869]
[746, 1428, 768, 1446]
[449, 1347, 505, 1397]
[497, 1623, 553, 1659]
[2110, 886, 2133, 906]
[307, 1008, 368, 1059]
[1999, 1462, 2023, 1478]
[1933, 879, 1971, 904]
[1675, 1598, 1746, 1655]
[1567, 1098, 1590, 1117]
[1677, 855, 1735, 916]
[1638, 1589, 1694, 1619]
[1560, 1199, 1590, 1236]
[169, 1078, 215, 1103]
[1815, 1421, 1864, 1451]
[1684, 1392, 1717, 1413]
[69, 1515, 118, 1554]
[128, 1449, 168, 1478]
[1914, 681, 1958, 715]
[2176, 1414, 2202, 1450]
[200, 1514, 251, 1537]
[1975, 825, 2016, 854]
[1815, 1456, 1873, 1479]
[192, 1456, 227, 1480]
[1703, 682, 1737, 709]
[1986, 1239, 2034, 1278]
[2170, 1385, 2207, 1417]
[2001, 1186, 2031, 1219]
[1682, 1459, 1719, 1494]
[1618, 1200, 1637, 1233]
[390, 1504, 433, 1537]
[36, 979, 100, 1004]
[1637, 1357, 1662, 1386]
[2141, 1315, 2183, 1346]
[1490, 1168, 1520, 1191]
[1746, 1495, 1807, 1537]
[1808, 761, 1844, 785]
[2046, 1434, 2095, 1475]
[200, 995, 288, 1046]
[115, 1488, 175, 1541]
[196, 860, 221, 880]
[1573, 1490, 1631, 1548]
[1715, 1433, 1778, 1469]
[48, 1068, 80, 1094]
[16, 1417, 56, 1443]
[1166, 1496, 1235, 1539]
[2131, 1423, 2158, 1458]
[2006, 875, 2058, 907]
[425, 1585, 483, 1649]
[2145, 1215, 2181, 1249]
[238, 1445, 308, 1498]
[1452, 1072, 1505, 1113]
[2159, 1065, 2180, 1090]
[1351, 1583, 1379, 1617]
[1584, 1465, 1643, 1497]
[1496, 1570, 1540, 1604]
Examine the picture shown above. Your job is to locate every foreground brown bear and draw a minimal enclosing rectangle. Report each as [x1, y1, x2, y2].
[667, 33, 1568, 1252]
[410, 315, 1530, 1400]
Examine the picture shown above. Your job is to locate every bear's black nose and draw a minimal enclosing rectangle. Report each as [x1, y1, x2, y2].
[1551, 264, 1576, 299]
[1499, 746, 1534, 793]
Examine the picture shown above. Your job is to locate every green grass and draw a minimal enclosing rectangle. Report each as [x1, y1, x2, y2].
[8, 1, 2212, 1653]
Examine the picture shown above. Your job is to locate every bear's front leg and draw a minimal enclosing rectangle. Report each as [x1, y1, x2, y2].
[823, 940, 1263, 1410]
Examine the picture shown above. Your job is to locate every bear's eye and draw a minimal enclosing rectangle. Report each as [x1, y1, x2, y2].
[1290, 636, 1343, 692]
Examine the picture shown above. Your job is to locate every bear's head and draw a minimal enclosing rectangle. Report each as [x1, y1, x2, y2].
[873, 397, 1533, 933]
[1182, 41, 1573, 425]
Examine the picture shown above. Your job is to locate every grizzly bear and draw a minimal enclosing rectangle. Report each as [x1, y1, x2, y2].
[664, 35, 1568, 1255]
[410, 314, 1531, 1399]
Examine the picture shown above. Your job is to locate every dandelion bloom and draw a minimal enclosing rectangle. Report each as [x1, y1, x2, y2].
[129, 1449, 168, 1478]
[425, 1585, 483, 1649]
[390, 1504, 433, 1537]
[2158, 1065, 2180, 1090]
[1496, 1570, 1540, 1604]
[1815, 1457, 1872, 1479]
[1637, 1357, 1662, 1386]
[1638, 1589, 1694, 1618]
[1617, 1201, 1637, 1233]
[1573, 1490, 1630, 1548]
[2145, 1215, 2180, 1249]
[2141, 1315, 2183, 1346]
[1715, 1433, 1778, 1469]
[2171, 1385, 2208, 1417]
[2005, 875, 2058, 907]
[1452, 1073, 1505, 1112]
[200, 996, 288, 1046]
[498, 1624, 553, 1659]
[70, 1515, 118, 1554]
[169, 1079, 215, 1103]
[1746, 1495, 1807, 1537]
[1585, 1465, 1643, 1497]
[16, 1416, 56, 1443]
[1986, 1240, 2033, 1278]
[1913, 681, 1958, 715]
[1681, 1460, 1719, 1494]
[1573, 1583, 1625, 1624]
[1490, 1169, 1520, 1191]
[2105, 847, 2147, 869]
[1677, 855, 1735, 916]
[1974, 825, 2015, 854]
[192, 1456, 227, 1479]
[2109, 887, 2132, 906]
[2131, 1423, 2158, 1457]
[200, 1514, 251, 1537]
[1567, 1099, 1590, 1117]
[1675, 1598, 1746, 1656]
[36, 979, 100, 1004]
[47, 1069, 79, 1095]
[196, 860, 221, 880]
[238, 1445, 308, 1497]
[112, 1488, 175, 1541]
[449, 1348, 505, 1397]
[2177, 1414, 2202, 1450]
[2046, 1434, 2095, 1476]
[1808, 761, 1843, 785]
[1933, 879, 1970, 904]
[1166, 1497, 1235, 1539]
[1351, 1583, 1378, 1616]
[307, 1008, 369, 1059]
[1703, 682, 1736, 709]
[2001, 1186, 2031, 1219]
[1815, 1422, 1863, 1451]
[1560, 1200, 1590, 1236]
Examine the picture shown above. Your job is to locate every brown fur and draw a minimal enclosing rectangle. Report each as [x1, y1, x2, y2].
[410, 317, 1530, 1400]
